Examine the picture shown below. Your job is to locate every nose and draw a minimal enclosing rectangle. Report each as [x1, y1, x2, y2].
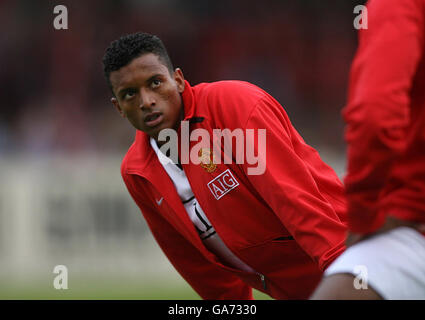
[139, 88, 156, 110]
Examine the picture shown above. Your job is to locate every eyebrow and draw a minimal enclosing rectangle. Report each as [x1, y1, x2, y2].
[117, 73, 163, 98]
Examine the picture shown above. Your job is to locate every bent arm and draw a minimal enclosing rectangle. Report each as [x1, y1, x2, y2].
[123, 173, 253, 299]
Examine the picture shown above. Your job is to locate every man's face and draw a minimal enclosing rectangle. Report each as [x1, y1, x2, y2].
[110, 53, 185, 141]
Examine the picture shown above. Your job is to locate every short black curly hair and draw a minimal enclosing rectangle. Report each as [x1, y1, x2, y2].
[102, 32, 174, 93]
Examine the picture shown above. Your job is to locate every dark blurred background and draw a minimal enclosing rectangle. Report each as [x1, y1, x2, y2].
[0, 0, 365, 155]
[0, 0, 365, 299]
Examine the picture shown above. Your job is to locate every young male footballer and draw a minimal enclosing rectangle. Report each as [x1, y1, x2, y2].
[102, 32, 347, 299]
[311, 0, 425, 300]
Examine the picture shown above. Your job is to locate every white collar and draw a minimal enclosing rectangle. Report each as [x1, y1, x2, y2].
[149, 137, 174, 166]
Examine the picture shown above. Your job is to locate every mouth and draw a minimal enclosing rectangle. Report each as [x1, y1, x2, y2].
[144, 112, 164, 128]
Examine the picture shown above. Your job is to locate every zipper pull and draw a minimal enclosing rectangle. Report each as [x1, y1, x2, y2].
[259, 273, 266, 291]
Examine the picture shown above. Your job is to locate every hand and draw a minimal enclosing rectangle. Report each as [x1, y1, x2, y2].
[345, 215, 425, 248]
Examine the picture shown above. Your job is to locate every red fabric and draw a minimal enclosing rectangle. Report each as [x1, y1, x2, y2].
[343, 0, 425, 234]
[122, 80, 347, 299]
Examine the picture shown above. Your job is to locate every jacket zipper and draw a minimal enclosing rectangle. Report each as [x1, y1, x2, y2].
[258, 273, 267, 291]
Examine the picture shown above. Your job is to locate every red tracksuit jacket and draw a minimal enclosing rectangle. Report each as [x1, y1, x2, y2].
[121, 80, 347, 299]
[343, 0, 425, 233]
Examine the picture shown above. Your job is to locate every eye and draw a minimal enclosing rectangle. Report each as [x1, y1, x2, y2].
[123, 89, 136, 100]
[151, 78, 161, 88]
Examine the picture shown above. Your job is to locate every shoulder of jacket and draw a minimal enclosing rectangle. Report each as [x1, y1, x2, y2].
[196, 80, 267, 100]
[194, 81, 268, 125]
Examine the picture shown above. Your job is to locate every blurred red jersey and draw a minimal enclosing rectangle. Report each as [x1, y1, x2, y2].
[343, 0, 425, 233]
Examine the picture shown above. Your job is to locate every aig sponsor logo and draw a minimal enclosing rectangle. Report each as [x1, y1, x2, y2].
[207, 169, 239, 200]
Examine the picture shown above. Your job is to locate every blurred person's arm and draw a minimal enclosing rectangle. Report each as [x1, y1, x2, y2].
[343, 0, 425, 234]
[123, 173, 253, 300]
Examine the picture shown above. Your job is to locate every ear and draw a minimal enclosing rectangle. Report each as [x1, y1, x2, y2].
[174, 68, 185, 93]
[111, 97, 126, 118]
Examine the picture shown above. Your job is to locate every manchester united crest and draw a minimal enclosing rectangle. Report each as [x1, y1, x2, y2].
[198, 148, 217, 173]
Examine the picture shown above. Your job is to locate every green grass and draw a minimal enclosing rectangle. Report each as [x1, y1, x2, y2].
[0, 276, 272, 300]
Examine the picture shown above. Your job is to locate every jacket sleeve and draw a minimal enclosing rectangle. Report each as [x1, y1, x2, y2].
[241, 95, 346, 271]
[122, 172, 253, 299]
[342, 0, 425, 233]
